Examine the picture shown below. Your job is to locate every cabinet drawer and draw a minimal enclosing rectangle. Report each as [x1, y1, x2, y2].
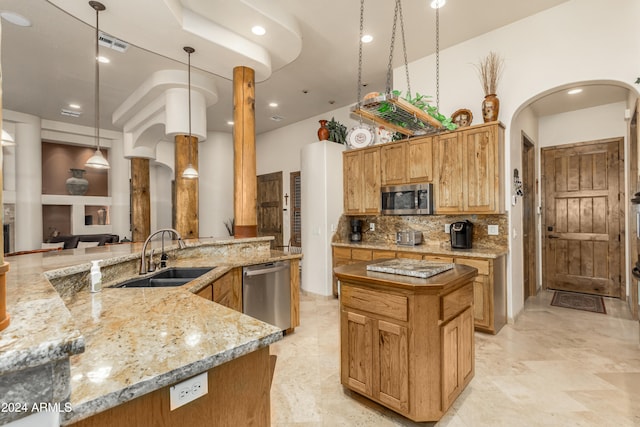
[396, 252, 423, 260]
[334, 247, 352, 259]
[373, 250, 396, 259]
[454, 258, 490, 276]
[424, 255, 454, 263]
[341, 286, 408, 322]
[441, 283, 474, 321]
[352, 248, 373, 261]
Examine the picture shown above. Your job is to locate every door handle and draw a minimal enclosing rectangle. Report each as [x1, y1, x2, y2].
[547, 235, 559, 239]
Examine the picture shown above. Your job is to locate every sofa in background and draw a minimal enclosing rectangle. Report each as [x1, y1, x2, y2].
[47, 234, 120, 249]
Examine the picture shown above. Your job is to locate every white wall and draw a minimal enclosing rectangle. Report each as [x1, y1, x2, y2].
[394, 0, 640, 320]
[256, 105, 359, 246]
[199, 131, 235, 238]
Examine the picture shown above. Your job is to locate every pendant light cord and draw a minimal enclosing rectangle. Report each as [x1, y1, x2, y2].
[94, 4, 101, 151]
[188, 48, 192, 165]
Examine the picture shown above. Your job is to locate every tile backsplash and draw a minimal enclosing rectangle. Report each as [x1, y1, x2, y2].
[333, 213, 508, 250]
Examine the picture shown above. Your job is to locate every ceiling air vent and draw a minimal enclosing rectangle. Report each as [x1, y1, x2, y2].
[270, 115, 285, 122]
[98, 31, 129, 52]
[61, 109, 81, 118]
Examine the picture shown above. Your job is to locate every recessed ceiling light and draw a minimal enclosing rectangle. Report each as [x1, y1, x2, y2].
[270, 115, 284, 122]
[269, 102, 278, 108]
[252, 25, 266, 36]
[361, 35, 373, 43]
[69, 103, 81, 109]
[227, 121, 234, 125]
[430, 0, 446, 9]
[567, 88, 583, 95]
[0, 11, 31, 27]
[97, 56, 110, 64]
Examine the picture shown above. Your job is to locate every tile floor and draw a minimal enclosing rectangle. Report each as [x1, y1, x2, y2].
[269, 289, 640, 426]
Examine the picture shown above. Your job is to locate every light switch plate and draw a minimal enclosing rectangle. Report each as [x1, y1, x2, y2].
[444, 224, 451, 233]
[488, 225, 499, 236]
[170, 372, 208, 410]
[369, 222, 375, 231]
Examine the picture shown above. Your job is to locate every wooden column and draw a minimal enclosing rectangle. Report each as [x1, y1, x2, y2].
[131, 158, 151, 242]
[175, 135, 199, 238]
[233, 66, 257, 238]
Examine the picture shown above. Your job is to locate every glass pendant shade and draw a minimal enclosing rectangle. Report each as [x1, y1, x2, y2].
[182, 163, 199, 179]
[1, 129, 15, 146]
[85, 148, 110, 169]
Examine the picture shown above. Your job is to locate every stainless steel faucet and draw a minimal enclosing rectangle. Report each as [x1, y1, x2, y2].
[139, 228, 187, 274]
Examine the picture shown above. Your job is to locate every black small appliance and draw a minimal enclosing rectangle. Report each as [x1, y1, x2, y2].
[350, 219, 363, 242]
[450, 220, 473, 249]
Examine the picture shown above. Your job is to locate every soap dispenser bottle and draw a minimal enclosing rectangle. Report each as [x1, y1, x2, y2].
[90, 260, 102, 292]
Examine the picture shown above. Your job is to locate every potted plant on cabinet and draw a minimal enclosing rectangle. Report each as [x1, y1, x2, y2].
[325, 117, 347, 144]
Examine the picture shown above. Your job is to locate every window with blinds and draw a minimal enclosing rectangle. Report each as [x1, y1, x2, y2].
[290, 171, 301, 247]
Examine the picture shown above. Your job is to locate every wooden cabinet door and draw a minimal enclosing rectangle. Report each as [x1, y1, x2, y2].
[343, 151, 364, 215]
[441, 307, 474, 409]
[213, 268, 242, 311]
[362, 148, 381, 214]
[408, 136, 434, 183]
[434, 132, 463, 213]
[375, 320, 409, 413]
[343, 148, 380, 215]
[196, 284, 213, 301]
[463, 126, 498, 212]
[340, 310, 373, 396]
[381, 143, 407, 186]
[471, 276, 491, 330]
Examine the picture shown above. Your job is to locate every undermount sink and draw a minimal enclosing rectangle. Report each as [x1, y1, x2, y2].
[113, 267, 215, 288]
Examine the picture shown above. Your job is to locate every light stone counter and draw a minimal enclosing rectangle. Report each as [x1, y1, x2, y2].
[0, 237, 300, 425]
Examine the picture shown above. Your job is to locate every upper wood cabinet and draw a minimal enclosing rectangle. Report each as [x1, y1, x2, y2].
[343, 147, 381, 215]
[434, 122, 504, 214]
[408, 136, 434, 183]
[342, 122, 504, 215]
[381, 143, 407, 186]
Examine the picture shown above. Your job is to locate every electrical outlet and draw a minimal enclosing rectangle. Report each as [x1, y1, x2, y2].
[369, 222, 375, 231]
[488, 225, 499, 236]
[170, 372, 208, 410]
[444, 224, 451, 233]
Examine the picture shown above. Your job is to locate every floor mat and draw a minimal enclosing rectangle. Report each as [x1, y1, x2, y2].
[550, 291, 606, 314]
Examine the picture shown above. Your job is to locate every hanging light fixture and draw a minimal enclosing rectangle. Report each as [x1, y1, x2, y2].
[1, 129, 15, 146]
[85, 1, 110, 169]
[181, 46, 198, 179]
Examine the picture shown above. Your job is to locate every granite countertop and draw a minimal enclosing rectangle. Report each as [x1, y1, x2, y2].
[334, 260, 478, 291]
[332, 241, 507, 259]
[0, 237, 301, 425]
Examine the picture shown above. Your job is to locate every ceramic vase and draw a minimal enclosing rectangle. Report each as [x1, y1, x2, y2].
[482, 94, 500, 123]
[317, 119, 329, 141]
[66, 168, 89, 195]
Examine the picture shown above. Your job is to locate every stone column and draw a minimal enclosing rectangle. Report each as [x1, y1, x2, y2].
[130, 158, 150, 242]
[233, 66, 257, 238]
[174, 134, 198, 238]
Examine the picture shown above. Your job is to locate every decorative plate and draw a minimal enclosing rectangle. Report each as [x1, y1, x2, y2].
[347, 124, 374, 149]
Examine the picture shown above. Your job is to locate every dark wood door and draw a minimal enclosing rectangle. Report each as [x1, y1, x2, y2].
[522, 135, 536, 299]
[257, 171, 283, 249]
[542, 139, 623, 297]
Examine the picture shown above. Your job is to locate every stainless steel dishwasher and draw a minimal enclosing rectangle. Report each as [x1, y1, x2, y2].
[242, 261, 291, 330]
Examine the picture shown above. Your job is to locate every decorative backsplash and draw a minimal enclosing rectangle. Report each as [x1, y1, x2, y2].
[333, 214, 508, 251]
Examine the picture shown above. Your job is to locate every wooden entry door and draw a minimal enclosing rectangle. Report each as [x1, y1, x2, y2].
[522, 135, 536, 300]
[542, 139, 623, 297]
[257, 171, 283, 249]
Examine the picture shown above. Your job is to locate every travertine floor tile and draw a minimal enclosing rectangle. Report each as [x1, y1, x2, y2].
[270, 290, 640, 426]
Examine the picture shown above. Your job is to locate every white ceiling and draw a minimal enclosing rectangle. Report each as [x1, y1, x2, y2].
[1, 0, 628, 138]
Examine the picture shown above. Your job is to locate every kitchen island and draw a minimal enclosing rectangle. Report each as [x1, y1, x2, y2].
[0, 237, 301, 426]
[335, 259, 477, 422]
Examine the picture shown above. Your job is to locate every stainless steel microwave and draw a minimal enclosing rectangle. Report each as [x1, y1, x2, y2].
[381, 183, 434, 215]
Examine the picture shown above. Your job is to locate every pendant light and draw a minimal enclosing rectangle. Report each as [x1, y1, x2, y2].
[85, 1, 110, 169]
[181, 46, 198, 179]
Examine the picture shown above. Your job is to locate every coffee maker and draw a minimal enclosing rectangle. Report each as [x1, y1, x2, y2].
[350, 219, 363, 242]
[450, 220, 473, 249]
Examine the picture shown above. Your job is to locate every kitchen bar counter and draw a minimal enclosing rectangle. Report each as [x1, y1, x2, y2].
[0, 237, 301, 425]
